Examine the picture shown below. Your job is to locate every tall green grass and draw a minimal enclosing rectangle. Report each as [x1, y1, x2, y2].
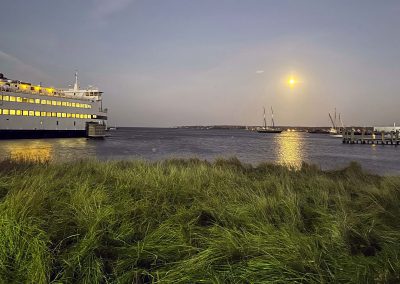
[0, 158, 399, 283]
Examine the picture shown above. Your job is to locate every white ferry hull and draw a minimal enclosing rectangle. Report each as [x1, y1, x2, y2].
[0, 73, 108, 139]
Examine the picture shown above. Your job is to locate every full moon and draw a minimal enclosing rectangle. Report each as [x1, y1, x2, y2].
[287, 77, 297, 87]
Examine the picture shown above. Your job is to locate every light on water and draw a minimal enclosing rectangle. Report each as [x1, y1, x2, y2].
[275, 132, 305, 169]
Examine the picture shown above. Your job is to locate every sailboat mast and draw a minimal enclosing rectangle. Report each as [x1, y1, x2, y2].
[263, 107, 267, 129]
[271, 107, 275, 128]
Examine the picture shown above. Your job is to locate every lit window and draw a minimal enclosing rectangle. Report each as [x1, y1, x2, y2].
[72, 102, 76, 107]
[3, 109, 9, 115]
[67, 102, 71, 107]
[51, 112, 56, 117]
[35, 111, 40, 116]
[72, 114, 76, 118]
[35, 99, 40, 104]
[46, 112, 51, 117]
[61, 113, 66, 118]
[23, 110, 28, 116]
[10, 96, 16, 102]
[0, 95, 2, 100]
[41, 111, 46, 116]
[56, 101, 61, 106]
[92, 114, 97, 119]
[56, 113, 61, 117]
[52, 101, 57, 106]
[29, 98, 34, 103]
[22, 98, 28, 103]
[88, 105, 92, 109]
[16, 97, 22, 102]
[29, 111, 34, 116]
[47, 100, 51, 105]
[16, 110, 21, 115]
[3, 96, 9, 101]
[67, 113, 71, 118]
[41, 99, 46, 104]
[62, 102, 67, 106]
[77, 103, 81, 108]
[0, 109, 2, 114]
[10, 109, 16, 115]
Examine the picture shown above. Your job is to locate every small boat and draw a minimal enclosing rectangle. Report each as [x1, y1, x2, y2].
[257, 107, 282, 133]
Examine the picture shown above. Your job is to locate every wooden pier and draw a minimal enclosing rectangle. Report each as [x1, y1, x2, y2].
[342, 128, 400, 146]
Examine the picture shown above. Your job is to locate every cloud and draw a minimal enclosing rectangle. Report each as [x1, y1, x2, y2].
[0, 50, 48, 81]
[255, 70, 265, 74]
[90, 0, 134, 23]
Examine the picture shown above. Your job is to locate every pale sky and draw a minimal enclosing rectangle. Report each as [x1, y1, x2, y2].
[1, 0, 399, 127]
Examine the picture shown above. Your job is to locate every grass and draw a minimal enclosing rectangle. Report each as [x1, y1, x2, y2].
[0, 158, 399, 283]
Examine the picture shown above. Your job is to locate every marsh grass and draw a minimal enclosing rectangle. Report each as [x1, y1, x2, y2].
[0, 158, 399, 283]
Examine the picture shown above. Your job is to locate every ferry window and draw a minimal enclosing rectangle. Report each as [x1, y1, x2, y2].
[88, 105, 92, 109]
[72, 114, 76, 118]
[67, 102, 71, 107]
[0, 109, 2, 114]
[35, 99, 40, 104]
[10, 96, 16, 102]
[41, 111, 46, 116]
[16, 110, 21, 115]
[62, 102, 67, 106]
[52, 101, 57, 106]
[72, 103, 76, 107]
[23, 110, 28, 116]
[3, 96, 9, 101]
[56, 101, 61, 106]
[92, 115, 97, 119]
[22, 98, 28, 103]
[46, 112, 51, 117]
[29, 111, 34, 116]
[16, 97, 22, 102]
[3, 109, 9, 115]
[61, 113, 66, 118]
[51, 112, 56, 117]
[56, 112, 61, 117]
[41, 100, 46, 104]
[29, 98, 34, 103]
[0, 95, 2, 100]
[47, 100, 51, 105]
[35, 111, 40, 117]
[67, 113, 71, 118]
[77, 103, 81, 108]
[10, 109, 16, 115]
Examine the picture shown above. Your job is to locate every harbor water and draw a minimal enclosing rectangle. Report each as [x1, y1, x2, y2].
[0, 127, 399, 175]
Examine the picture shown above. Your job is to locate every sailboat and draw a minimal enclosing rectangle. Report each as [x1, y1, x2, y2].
[328, 108, 343, 138]
[257, 107, 282, 133]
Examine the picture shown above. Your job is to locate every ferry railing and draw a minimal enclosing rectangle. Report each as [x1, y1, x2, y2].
[0, 86, 98, 102]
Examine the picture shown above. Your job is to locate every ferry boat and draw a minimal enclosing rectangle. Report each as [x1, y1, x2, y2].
[0, 72, 107, 139]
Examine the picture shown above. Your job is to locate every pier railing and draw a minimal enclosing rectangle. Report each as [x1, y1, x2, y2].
[342, 128, 400, 145]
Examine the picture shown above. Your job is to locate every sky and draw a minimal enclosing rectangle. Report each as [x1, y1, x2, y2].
[1, 0, 399, 127]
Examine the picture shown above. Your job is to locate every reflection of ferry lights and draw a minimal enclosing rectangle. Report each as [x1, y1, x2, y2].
[9, 146, 53, 163]
[0, 72, 107, 138]
[275, 132, 305, 169]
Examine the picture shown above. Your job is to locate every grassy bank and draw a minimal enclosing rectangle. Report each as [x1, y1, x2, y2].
[0, 158, 399, 283]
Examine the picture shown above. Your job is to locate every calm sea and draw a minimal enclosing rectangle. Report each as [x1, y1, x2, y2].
[0, 127, 399, 175]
